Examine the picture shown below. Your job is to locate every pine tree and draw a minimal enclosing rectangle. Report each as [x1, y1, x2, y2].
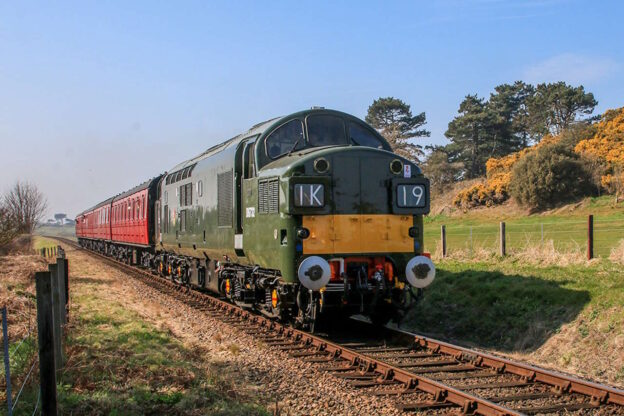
[444, 95, 499, 178]
[365, 97, 430, 163]
[527, 82, 597, 137]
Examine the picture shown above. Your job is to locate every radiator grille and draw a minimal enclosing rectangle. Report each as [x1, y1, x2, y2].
[217, 170, 233, 227]
[259, 178, 279, 214]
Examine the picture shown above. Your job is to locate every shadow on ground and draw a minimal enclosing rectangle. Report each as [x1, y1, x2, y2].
[402, 267, 590, 352]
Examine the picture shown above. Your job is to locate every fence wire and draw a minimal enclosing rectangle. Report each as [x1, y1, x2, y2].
[2, 307, 40, 416]
[424, 217, 624, 258]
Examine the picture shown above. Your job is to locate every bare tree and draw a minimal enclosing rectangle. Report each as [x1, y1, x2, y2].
[0, 202, 19, 247]
[4, 181, 48, 234]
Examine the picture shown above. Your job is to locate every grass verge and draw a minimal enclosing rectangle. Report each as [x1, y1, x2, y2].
[403, 257, 624, 386]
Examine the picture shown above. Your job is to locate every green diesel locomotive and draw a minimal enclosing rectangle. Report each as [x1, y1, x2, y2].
[156, 108, 434, 329]
[77, 108, 435, 331]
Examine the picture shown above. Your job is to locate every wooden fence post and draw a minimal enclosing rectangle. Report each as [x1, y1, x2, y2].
[588, 215, 594, 260]
[57, 257, 69, 323]
[48, 264, 63, 371]
[35, 271, 58, 416]
[499, 222, 506, 256]
[55, 259, 67, 325]
[441, 225, 447, 258]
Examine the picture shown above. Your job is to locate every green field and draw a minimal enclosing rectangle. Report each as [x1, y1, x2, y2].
[34, 224, 76, 240]
[423, 196, 624, 258]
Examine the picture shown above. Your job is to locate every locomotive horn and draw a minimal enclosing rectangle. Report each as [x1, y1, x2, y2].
[297, 256, 331, 291]
[405, 256, 436, 288]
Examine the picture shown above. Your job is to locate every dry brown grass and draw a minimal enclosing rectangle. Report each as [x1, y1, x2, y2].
[513, 239, 589, 267]
[433, 239, 590, 267]
[610, 239, 624, 264]
[0, 251, 47, 341]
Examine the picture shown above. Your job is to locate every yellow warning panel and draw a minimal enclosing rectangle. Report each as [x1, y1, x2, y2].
[302, 214, 413, 254]
[302, 215, 334, 254]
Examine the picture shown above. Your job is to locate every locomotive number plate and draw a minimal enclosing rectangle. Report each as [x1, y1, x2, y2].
[397, 184, 426, 208]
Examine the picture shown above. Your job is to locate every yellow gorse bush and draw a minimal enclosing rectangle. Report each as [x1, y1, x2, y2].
[453, 108, 624, 209]
[574, 107, 624, 195]
[453, 135, 560, 208]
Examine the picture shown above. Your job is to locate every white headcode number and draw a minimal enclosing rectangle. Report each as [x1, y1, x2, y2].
[294, 184, 324, 207]
[398, 184, 426, 208]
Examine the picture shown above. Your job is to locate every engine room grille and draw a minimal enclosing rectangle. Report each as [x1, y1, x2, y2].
[217, 170, 233, 227]
[259, 178, 279, 214]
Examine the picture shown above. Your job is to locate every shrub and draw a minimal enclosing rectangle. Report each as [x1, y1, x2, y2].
[510, 144, 595, 210]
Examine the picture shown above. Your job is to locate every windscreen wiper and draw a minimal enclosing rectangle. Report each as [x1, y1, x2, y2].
[286, 137, 301, 156]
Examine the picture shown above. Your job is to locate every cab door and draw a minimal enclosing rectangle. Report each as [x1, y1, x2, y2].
[234, 138, 257, 253]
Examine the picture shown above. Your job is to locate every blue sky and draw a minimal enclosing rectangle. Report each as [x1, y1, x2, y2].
[1, 0, 623, 217]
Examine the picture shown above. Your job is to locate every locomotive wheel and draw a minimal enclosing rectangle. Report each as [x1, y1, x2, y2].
[296, 289, 325, 333]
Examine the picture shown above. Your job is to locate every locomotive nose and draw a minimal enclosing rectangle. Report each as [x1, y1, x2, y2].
[405, 256, 435, 288]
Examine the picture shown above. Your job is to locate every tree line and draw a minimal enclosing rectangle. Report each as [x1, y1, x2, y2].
[366, 81, 599, 195]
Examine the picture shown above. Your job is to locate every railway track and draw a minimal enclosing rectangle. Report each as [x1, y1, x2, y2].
[54, 237, 624, 415]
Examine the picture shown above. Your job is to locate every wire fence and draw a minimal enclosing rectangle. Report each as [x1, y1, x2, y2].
[2, 249, 69, 416]
[1, 306, 40, 416]
[424, 215, 624, 260]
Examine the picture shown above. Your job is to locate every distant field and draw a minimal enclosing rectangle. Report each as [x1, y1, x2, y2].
[35, 224, 76, 240]
[423, 195, 624, 258]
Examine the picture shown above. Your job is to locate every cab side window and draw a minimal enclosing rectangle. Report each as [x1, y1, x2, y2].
[265, 119, 304, 159]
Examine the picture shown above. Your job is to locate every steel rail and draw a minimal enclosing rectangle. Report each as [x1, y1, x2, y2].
[404, 331, 624, 407]
[54, 237, 624, 415]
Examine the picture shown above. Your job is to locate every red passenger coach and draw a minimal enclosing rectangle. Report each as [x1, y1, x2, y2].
[75, 198, 113, 251]
[76, 175, 163, 265]
[111, 180, 156, 246]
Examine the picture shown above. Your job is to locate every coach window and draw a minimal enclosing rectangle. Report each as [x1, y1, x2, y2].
[185, 183, 192, 206]
[266, 119, 304, 159]
[348, 122, 385, 149]
[136, 199, 140, 219]
[142, 196, 146, 218]
[180, 210, 186, 231]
